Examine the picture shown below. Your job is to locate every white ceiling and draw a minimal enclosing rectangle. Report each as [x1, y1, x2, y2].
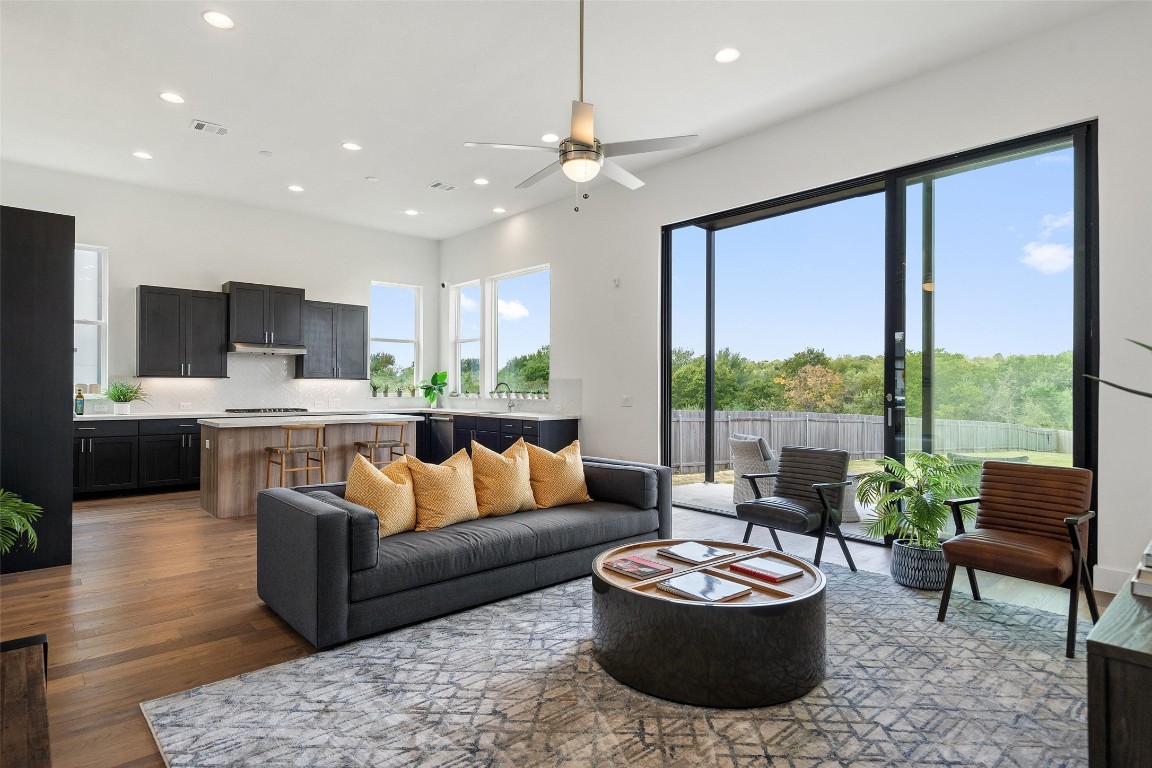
[1, 1, 1112, 241]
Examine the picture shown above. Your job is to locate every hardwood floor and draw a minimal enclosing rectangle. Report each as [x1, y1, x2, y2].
[0, 491, 1112, 767]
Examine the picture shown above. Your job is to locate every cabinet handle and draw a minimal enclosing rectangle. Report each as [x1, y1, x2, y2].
[77, 427, 96, 430]
[186, 363, 191, 376]
[270, 331, 274, 343]
[178, 424, 195, 427]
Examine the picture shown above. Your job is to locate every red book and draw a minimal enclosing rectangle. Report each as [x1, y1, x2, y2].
[604, 555, 673, 579]
[730, 557, 804, 583]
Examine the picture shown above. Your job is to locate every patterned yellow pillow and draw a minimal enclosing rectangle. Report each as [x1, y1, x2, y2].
[526, 439, 593, 509]
[407, 450, 480, 531]
[472, 438, 536, 518]
[344, 453, 416, 537]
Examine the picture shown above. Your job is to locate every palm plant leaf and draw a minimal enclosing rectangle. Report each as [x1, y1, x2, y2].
[0, 489, 42, 554]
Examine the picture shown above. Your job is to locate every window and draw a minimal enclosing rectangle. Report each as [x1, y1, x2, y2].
[74, 245, 108, 389]
[369, 282, 420, 392]
[492, 267, 550, 394]
[453, 282, 481, 393]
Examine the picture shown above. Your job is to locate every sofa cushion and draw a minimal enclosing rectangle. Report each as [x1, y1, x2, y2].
[511, 503, 660, 558]
[472, 438, 536, 518]
[583, 462, 658, 510]
[526, 440, 592, 508]
[344, 454, 416, 537]
[349, 517, 538, 602]
[407, 450, 480, 531]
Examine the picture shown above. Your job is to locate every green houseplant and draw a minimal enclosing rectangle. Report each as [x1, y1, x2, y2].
[105, 380, 148, 414]
[0, 489, 42, 555]
[419, 371, 448, 406]
[855, 452, 978, 589]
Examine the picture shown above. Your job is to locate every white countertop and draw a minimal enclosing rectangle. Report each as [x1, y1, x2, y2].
[75, 407, 580, 425]
[198, 412, 427, 429]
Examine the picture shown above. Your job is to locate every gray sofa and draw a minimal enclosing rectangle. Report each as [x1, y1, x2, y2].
[256, 456, 671, 648]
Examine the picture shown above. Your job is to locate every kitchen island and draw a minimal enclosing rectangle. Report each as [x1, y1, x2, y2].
[198, 412, 425, 518]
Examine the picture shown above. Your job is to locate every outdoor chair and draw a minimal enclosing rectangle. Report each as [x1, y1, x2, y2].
[729, 433, 779, 504]
[735, 445, 857, 571]
[937, 461, 1097, 658]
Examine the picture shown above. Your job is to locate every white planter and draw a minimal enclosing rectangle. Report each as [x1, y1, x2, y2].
[113, 402, 131, 415]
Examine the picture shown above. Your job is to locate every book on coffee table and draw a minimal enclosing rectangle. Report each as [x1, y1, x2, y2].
[603, 555, 673, 579]
[655, 541, 736, 565]
[729, 557, 804, 583]
[656, 572, 751, 602]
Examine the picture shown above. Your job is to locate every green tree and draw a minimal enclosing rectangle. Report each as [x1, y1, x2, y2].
[777, 364, 845, 412]
[497, 345, 550, 392]
[459, 357, 480, 393]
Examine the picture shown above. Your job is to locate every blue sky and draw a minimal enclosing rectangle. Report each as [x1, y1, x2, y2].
[672, 146, 1074, 361]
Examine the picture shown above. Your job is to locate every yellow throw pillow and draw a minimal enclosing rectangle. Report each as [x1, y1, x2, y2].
[526, 439, 593, 509]
[344, 453, 416, 537]
[472, 438, 536, 518]
[407, 450, 480, 531]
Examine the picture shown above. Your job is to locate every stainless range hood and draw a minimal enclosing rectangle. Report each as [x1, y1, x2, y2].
[228, 342, 307, 355]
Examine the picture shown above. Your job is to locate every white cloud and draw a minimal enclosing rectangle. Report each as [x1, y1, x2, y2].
[459, 294, 479, 311]
[1040, 210, 1073, 236]
[497, 298, 530, 320]
[1021, 242, 1073, 274]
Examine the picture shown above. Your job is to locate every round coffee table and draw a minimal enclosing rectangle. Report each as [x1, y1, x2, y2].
[592, 539, 826, 708]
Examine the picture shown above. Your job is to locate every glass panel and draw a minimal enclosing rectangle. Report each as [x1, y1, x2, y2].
[74, 248, 100, 321]
[74, 323, 100, 388]
[669, 226, 709, 507]
[458, 283, 481, 340]
[370, 284, 416, 340]
[459, 340, 480, 394]
[495, 270, 549, 392]
[369, 341, 415, 391]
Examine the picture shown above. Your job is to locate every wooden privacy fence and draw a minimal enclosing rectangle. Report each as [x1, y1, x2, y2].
[671, 410, 1072, 474]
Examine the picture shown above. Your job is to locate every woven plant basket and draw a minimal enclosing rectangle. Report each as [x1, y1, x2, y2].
[890, 539, 948, 590]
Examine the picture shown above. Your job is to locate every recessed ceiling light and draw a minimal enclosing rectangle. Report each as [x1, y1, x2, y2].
[493, 208, 506, 213]
[288, 185, 304, 193]
[258, 150, 274, 157]
[132, 151, 153, 160]
[541, 133, 559, 143]
[404, 209, 419, 216]
[202, 11, 235, 29]
[714, 48, 740, 63]
[365, 176, 379, 182]
[342, 142, 362, 151]
[159, 92, 185, 104]
[473, 178, 489, 185]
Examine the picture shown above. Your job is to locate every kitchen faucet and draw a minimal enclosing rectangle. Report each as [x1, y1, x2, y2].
[494, 382, 514, 411]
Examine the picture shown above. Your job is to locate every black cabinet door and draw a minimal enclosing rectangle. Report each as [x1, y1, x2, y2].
[85, 436, 138, 492]
[183, 291, 228, 378]
[336, 304, 368, 379]
[454, 428, 472, 455]
[474, 430, 501, 453]
[537, 419, 579, 451]
[297, 301, 336, 378]
[137, 286, 184, 376]
[186, 434, 201, 482]
[73, 439, 84, 492]
[224, 282, 269, 343]
[269, 286, 304, 345]
[139, 434, 185, 487]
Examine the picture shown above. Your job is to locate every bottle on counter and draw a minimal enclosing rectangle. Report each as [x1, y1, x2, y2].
[75, 387, 85, 415]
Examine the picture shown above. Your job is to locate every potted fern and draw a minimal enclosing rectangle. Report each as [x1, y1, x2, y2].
[854, 452, 978, 590]
[105, 380, 148, 415]
[1, 489, 42, 556]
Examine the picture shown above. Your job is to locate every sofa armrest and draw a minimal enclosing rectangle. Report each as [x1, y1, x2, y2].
[583, 457, 672, 539]
[257, 488, 353, 648]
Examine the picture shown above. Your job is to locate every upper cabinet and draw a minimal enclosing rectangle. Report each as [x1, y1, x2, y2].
[295, 300, 368, 379]
[222, 281, 304, 345]
[137, 286, 228, 378]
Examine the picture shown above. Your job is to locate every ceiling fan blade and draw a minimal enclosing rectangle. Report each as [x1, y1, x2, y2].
[464, 142, 556, 152]
[516, 160, 563, 189]
[571, 101, 595, 146]
[601, 134, 700, 158]
[600, 159, 645, 190]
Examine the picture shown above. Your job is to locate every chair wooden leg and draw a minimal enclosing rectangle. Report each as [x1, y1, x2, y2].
[938, 563, 957, 622]
[280, 455, 286, 488]
[266, 456, 273, 489]
[1083, 568, 1100, 622]
[966, 567, 981, 601]
[741, 523, 754, 544]
[320, 451, 327, 483]
[768, 528, 783, 551]
[829, 521, 857, 572]
[1067, 556, 1082, 659]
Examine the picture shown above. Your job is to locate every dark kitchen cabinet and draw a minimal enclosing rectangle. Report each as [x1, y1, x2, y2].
[295, 301, 368, 379]
[223, 281, 304, 345]
[73, 421, 138, 493]
[454, 415, 578, 455]
[139, 419, 201, 487]
[137, 286, 228, 378]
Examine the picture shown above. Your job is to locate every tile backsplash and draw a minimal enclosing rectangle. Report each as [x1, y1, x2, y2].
[108, 356, 581, 415]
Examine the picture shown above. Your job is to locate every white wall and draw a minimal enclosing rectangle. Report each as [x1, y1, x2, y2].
[0, 161, 441, 412]
[441, 3, 1152, 591]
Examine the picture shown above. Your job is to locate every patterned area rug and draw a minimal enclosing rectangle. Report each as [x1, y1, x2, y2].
[141, 565, 1090, 767]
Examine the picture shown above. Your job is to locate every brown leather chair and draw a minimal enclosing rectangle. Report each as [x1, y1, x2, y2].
[937, 460, 1097, 658]
[735, 445, 857, 571]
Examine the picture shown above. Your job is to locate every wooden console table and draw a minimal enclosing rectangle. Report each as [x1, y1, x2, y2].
[1087, 576, 1152, 766]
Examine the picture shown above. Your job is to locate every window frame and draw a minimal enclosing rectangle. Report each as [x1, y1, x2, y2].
[489, 264, 551, 394]
[451, 281, 482, 394]
[74, 244, 109, 390]
[369, 281, 421, 390]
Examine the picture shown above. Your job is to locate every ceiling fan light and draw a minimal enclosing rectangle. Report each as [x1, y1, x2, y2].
[562, 157, 601, 183]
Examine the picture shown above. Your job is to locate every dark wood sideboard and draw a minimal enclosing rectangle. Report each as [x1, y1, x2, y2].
[1087, 574, 1152, 766]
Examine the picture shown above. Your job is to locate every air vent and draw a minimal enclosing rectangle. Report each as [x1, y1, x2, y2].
[190, 119, 229, 136]
[428, 181, 457, 192]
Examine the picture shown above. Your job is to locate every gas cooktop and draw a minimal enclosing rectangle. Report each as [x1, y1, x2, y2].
[224, 408, 309, 414]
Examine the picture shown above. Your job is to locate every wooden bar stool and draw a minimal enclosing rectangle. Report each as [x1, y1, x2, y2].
[354, 422, 408, 468]
[265, 424, 327, 488]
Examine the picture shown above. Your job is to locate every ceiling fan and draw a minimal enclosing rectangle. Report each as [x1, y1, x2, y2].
[465, 0, 699, 190]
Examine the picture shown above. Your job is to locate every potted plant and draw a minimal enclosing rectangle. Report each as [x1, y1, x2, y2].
[0, 488, 42, 555]
[407, 384, 417, 398]
[854, 451, 977, 590]
[105, 380, 148, 415]
[419, 371, 448, 407]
